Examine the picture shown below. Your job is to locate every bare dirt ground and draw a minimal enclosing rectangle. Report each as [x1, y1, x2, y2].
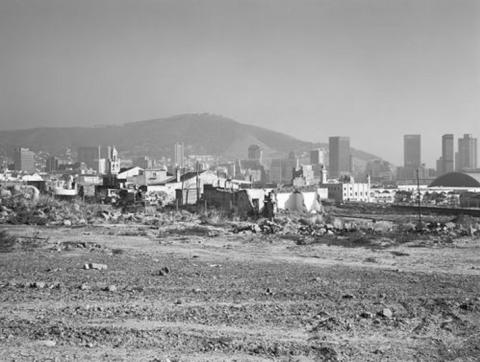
[1, 222, 479, 361]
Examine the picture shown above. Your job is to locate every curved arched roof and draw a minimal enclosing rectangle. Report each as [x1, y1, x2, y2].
[429, 172, 480, 188]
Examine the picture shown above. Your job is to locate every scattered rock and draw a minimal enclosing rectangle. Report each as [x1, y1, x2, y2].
[84, 263, 107, 270]
[105, 284, 117, 292]
[63, 219, 72, 227]
[39, 339, 56, 347]
[360, 312, 374, 319]
[32, 281, 46, 289]
[156, 266, 170, 276]
[379, 308, 393, 319]
[79, 283, 89, 290]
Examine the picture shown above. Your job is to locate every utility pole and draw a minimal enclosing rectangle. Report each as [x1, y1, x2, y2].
[416, 168, 422, 225]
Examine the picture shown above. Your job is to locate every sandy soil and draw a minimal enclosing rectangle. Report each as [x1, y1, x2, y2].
[0, 223, 479, 361]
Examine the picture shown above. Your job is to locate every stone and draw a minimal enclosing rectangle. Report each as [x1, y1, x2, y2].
[360, 312, 374, 319]
[379, 308, 393, 319]
[157, 266, 170, 276]
[106, 285, 117, 292]
[79, 283, 89, 290]
[63, 220, 72, 227]
[39, 340, 56, 347]
[332, 218, 344, 230]
[33, 281, 46, 289]
[84, 263, 107, 270]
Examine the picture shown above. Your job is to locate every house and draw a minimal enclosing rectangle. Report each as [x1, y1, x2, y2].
[117, 166, 143, 180]
[323, 176, 371, 203]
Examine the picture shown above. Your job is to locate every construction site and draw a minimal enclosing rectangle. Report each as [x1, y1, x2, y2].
[0, 186, 479, 361]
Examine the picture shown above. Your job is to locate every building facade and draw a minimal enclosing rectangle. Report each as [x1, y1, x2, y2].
[404, 134, 421, 168]
[441, 134, 455, 174]
[13, 147, 35, 172]
[310, 149, 325, 165]
[324, 180, 371, 203]
[247, 144, 262, 161]
[174, 142, 185, 169]
[456, 134, 477, 171]
[328, 136, 351, 179]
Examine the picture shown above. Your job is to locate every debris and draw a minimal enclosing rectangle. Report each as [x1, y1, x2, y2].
[156, 266, 170, 276]
[379, 308, 393, 319]
[79, 283, 89, 290]
[32, 281, 46, 289]
[84, 263, 107, 270]
[105, 285, 117, 292]
[39, 340, 56, 347]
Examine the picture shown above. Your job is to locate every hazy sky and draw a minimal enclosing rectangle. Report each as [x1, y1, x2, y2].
[0, 0, 479, 166]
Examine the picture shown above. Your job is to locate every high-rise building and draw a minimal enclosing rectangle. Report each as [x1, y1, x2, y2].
[269, 157, 297, 185]
[328, 137, 351, 178]
[174, 142, 185, 169]
[310, 149, 325, 165]
[46, 156, 59, 173]
[438, 134, 454, 175]
[404, 134, 421, 168]
[77, 146, 100, 170]
[13, 147, 35, 172]
[134, 156, 156, 169]
[247, 144, 262, 161]
[456, 134, 477, 171]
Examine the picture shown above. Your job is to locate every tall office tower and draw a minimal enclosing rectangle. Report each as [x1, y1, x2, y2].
[329, 136, 351, 178]
[46, 156, 59, 173]
[174, 142, 185, 169]
[440, 134, 454, 174]
[13, 147, 35, 172]
[247, 144, 262, 161]
[457, 134, 477, 171]
[310, 149, 325, 165]
[77, 146, 100, 170]
[404, 135, 421, 168]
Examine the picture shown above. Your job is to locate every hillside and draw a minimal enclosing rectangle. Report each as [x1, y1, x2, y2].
[0, 113, 381, 162]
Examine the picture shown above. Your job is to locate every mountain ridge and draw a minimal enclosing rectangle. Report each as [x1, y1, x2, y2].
[0, 113, 383, 163]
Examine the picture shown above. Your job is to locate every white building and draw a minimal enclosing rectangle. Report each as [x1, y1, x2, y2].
[324, 178, 371, 202]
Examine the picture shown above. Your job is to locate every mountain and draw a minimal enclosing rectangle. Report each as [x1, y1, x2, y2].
[0, 113, 381, 162]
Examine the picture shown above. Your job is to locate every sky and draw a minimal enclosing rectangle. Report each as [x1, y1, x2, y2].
[0, 0, 479, 166]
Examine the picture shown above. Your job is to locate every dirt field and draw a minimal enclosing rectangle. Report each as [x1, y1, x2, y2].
[1, 222, 479, 361]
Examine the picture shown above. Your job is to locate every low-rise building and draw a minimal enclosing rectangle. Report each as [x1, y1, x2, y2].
[323, 177, 371, 202]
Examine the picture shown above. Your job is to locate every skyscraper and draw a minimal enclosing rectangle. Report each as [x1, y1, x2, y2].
[329, 136, 351, 178]
[310, 149, 325, 165]
[174, 142, 185, 169]
[403, 135, 421, 168]
[13, 147, 35, 172]
[457, 134, 477, 171]
[247, 144, 262, 161]
[441, 134, 454, 174]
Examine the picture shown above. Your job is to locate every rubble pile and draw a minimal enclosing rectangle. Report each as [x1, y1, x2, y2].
[0, 193, 118, 226]
[1, 186, 480, 244]
[230, 211, 480, 245]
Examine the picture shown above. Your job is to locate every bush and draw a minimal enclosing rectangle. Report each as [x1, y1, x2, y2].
[0, 230, 17, 253]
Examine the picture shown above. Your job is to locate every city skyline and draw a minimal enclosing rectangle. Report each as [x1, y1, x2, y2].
[0, 0, 479, 167]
